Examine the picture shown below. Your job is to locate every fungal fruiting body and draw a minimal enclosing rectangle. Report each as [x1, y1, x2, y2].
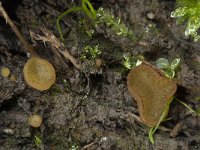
[127, 64, 177, 127]
[10, 75, 16, 81]
[1, 67, 10, 77]
[23, 57, 56, 91]
[28, 114, 42, 128]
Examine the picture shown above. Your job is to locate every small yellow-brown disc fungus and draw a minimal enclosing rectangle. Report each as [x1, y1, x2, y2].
[10, 75, 16, 81]
[1, 67, 10, 77]
[23, 57, 56, 91]
[127, 64, 177, 127]
[28, 114, 42, 128]
[95, 58, 103, 68]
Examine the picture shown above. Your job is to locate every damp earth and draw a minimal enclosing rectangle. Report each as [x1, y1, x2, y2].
[0, 0, 200, 149]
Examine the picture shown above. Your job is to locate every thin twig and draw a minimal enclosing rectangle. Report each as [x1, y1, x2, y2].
[170, 121, 183, 138]
[32, 27, 81, 69]
[29, 30, 69, 69]
[0, 2, 38, 57]
[127, 112, 143, 124]
[81, 142, 96, 150]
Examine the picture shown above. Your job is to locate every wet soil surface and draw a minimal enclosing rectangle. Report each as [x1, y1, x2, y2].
[1, 0, 200, 149]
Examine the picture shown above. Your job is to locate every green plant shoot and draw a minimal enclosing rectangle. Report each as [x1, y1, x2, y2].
[176, 98, 200, 116]
[80, 45, 101, 60]
[57, 0, 97, 40]
[149, 96, 200, 144]
[34, 135, 42, 147]
[123, 54, 143, 69]
[171, 0, 200, 41]
[156, 58, 180, 78]
[57, 0, 136, 41]
[95, 8, 136, 40]
[148, 97, 172, 144]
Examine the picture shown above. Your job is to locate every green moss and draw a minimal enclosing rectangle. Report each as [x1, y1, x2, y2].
[57, 0, 136, 41]
[171, 0, 200, 41]
[80, 44, 101, 60]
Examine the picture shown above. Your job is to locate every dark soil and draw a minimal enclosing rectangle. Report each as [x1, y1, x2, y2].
[1, 0, 200, 149]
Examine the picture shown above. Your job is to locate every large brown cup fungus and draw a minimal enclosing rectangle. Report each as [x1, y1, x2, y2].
[23, 57, 56, 91]
[127, 63, 177, 127]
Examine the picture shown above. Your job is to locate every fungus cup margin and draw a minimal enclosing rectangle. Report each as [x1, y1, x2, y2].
[23, 57, 56, 91]
[127, 63, 177, 127]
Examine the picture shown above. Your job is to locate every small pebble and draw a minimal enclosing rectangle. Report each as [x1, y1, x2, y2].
[3, 128, 15, 135]
[147, 12, 155, 20]
[26, 52, 31, 58]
